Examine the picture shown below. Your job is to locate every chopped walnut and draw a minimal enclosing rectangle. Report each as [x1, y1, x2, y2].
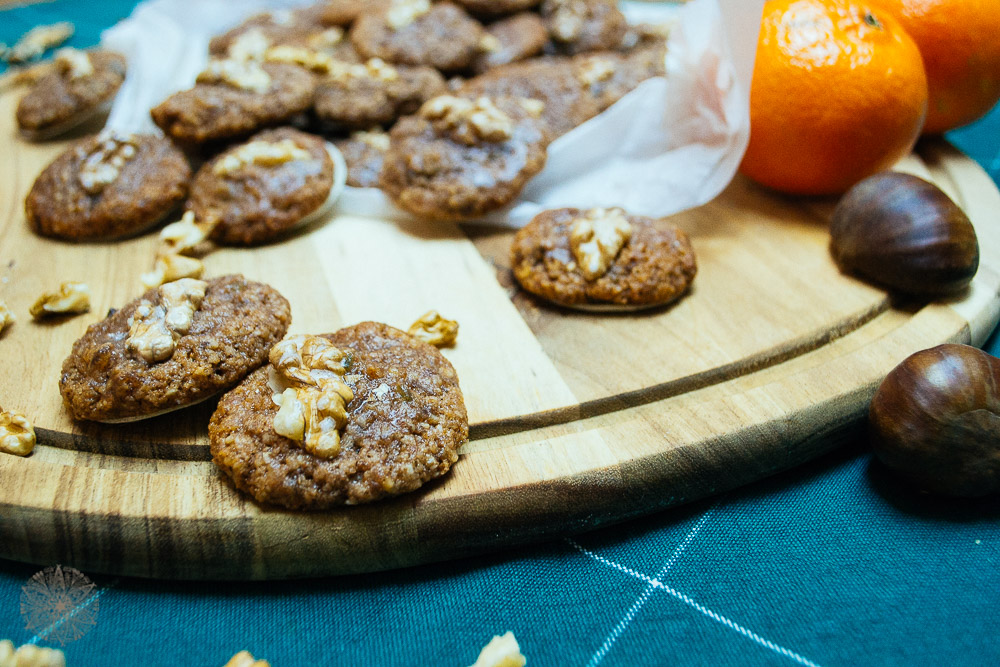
[76, 131, 138, 195]
[548, 0, 587, 42]
[569, 207, 633, 280]
[5, 22, 74, 64]
[519, 98, 545, 118]
[479, 33, 501, 53]
[468, 632, 526, 667]
[159, 211, 219, 256]
[577, 57, 615, 87]
[214, 139, 313, 177]
[328, 57, 400, 84]
[30, 282, 91, 319]
[0, 409, 36, 457]
[127, 278, 207, 363]
[352, 128, 391, 151]
[140, 253, 205, 290]
[420, 95, 515, 145]
[307, 27, 345, 52]
[0, 301, 13, 335]
[223, 650, 270, 667]
[269, 335, 354, 458]
[54, 47, 93, 79]
[197, 58, 271, 93]
[386, 0, 431, 30]
[228, 28, 272, 61]
[408, 310, 458, 348]
[264, 45, 336, 73]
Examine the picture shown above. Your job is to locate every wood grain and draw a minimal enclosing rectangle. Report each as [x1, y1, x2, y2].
[0, 83, 998, 578]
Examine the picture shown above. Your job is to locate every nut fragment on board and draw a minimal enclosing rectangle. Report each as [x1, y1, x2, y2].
[141, 212, 219, 289]
[269, 335, 355, 458]
[0, 409, 36, 457]
[127, 278, 207, 363]
[408, 310, 458, 347]
[468, 632, 526, 667]
[223, 650, 270, 667]
[30, 282, 91, 320]
[569, 207, 633, 280]
[419, 95, 515, 145]
[0, 301, 13, 334]
[3, 22, 74, 64]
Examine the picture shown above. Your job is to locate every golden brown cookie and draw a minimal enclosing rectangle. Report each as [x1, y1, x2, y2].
[511, 207, 697, 309]
[335, 129, 389, 187]
[25, 132, 190, 241]
[209, 322, 468, 509]
[541, 0, 627, 55]
[16, 49, 126, 140]
[379, 94, 550, 220]
[186, 127, 338, 245]
[313, 59, 445, 130]
[150, 60, 316, 144]
[472, 12, 549, 74]
[60, 275, 291, 423]
[350, 1, 487, 73]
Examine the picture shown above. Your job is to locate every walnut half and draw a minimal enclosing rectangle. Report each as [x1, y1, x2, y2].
[0, 408, 36, 457]
[408, 310, 458, 348]
[569, 207, 633, 280]
[127, 278, 207, 363]
[214, 139, 313, 177]
[420, 95, 515, 145]
[30, 281, 90, 319]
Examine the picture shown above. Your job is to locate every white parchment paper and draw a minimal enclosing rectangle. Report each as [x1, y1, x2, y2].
[101, 0, 764, 226]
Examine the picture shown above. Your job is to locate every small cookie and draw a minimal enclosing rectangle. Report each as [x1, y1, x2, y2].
[511, 207, 697, 308]
[150, 60, 316, 144]
[209, 322, 468, 509]
[335, 129, 390, 187]
[313, 59, 445, 130]
[541, 0, 627, 55]
[60, 275, 291, 423]
[453, 0, 541, 18]
[380, 94, 550, 220]
[186, 128, 337, 245]
[25, 132, 190, 241]
[460, 57, 601, 138]
[471, 12, 548, 74]
[16, 49, 126, 140]
[350, 1, 487, 73]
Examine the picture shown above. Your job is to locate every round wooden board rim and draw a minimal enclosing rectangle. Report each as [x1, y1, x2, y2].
[1, 132, 999, 579]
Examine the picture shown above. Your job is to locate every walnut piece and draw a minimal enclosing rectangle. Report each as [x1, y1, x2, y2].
[127, 278, 207, 363]
[77, 131, 138, 195]
[577, 57, 615, 87]
[307, 27, 345, 52]
[420, 95, 515, 145]
[54, 47, 93, 79]
[328, 58, 400, 84]
[214, 139, 313, 177]
[141, 212, 218, 289]
[228, 28, 272, 61]
[269, 335, 354, 458]
[548, 0, 586, 42]
[197, 58, 271, 93]
[386, 0, 431, 30]
[5, 22, 74, 64]
[30, 282, 90, 319]
[408, 310, 458, 348]
[0, 408, 36, 457]
[223, 650, 269, 667]
[569, 207, 633, 280]
[479, 33, 501, 53]
[141, 253, 205, 290]
[264, 45, 336, 73]
[0, 301, 14, 335]
[352, 128, 391, 151]
[468, 632, 526, 667]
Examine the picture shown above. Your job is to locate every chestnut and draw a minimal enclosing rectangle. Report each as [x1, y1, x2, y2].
[869, 343, 1000, 496]
[829, 172, 979, 295]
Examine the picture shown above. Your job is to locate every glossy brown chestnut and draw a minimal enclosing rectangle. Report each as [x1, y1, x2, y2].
[830, 172, 979, 295]
[869, 343, 1000, 496]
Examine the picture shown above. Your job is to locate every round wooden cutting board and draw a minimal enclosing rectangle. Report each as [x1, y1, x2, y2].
[1, 87, 999, 580]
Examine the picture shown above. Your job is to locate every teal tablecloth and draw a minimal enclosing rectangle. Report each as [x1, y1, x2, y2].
[2, 3, 1000, 665]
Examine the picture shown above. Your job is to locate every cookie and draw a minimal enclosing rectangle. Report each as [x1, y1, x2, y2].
[541, 0, 627, 55]
[16, 49, 126, 140]
[472, 12, 548, 74]
[460, 57, 601, 137]
[313, 59, 445, 130]
[350, 1, 487, 73]
[209, 322, 468, 509]
[453, 0, 541, 18]
[335, 129, 390, 187]
[379, 94, 550, 220]
[209, 9, 325, 57]
[511, 207, 697, 308]
[150, 60, 316, 144]
[60, 275, 291, 423]
[25, 131, 190, 241]
[186, 127, 339, 245]
[574, 44, 666, 112]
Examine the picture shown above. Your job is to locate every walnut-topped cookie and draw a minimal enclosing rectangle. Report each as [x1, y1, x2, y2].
[186, 127, 338, 245]
[25, 131, 190, 241]
[541, 0, 627, 55]
[150, 59, 315, 144]
[60, 275, 291, 423]
[380, 94, 550, 220]
[511, 207, 697, 309]
[16, 48, 126, 140]
[471, 12, 548, 74]
[209, 322, 468, 508]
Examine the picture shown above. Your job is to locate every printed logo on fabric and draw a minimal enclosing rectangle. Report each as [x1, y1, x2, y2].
[20, 565, 100, 645]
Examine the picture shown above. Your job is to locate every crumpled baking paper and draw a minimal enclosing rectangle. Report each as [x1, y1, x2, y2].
[102, 0, 764, 227]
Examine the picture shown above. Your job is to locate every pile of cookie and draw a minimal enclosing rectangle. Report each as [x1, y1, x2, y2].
[6, 0, 701, 510]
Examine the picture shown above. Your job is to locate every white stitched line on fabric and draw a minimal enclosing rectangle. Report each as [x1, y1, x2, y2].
[26, 578, 119, 645]
[566, 541, 661, 587]
[577, 505, 718, 667]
